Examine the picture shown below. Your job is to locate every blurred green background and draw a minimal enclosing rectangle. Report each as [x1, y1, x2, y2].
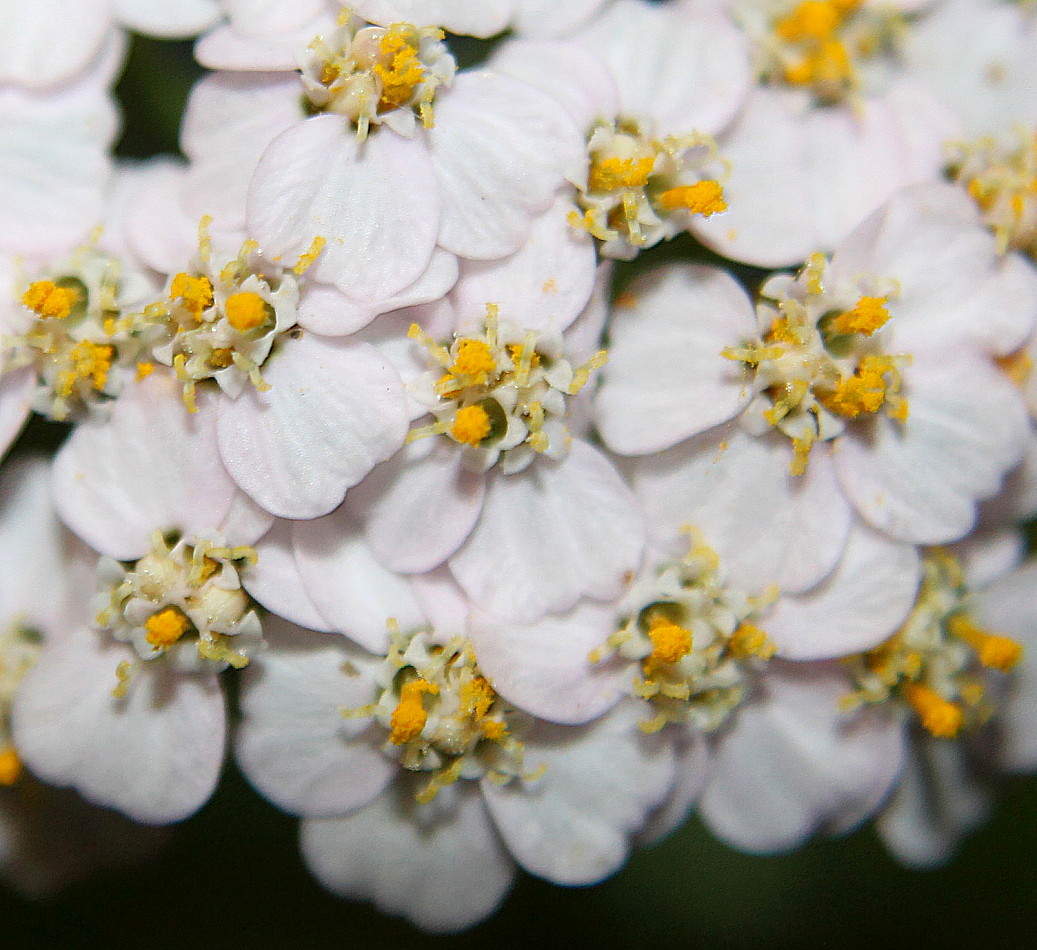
[3, 34, 1036, 948]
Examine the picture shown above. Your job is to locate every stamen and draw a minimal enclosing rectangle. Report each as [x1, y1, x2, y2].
[451, 404, 491, 446]
[829, 296, 891, 336]
[657, 181, 728, 216]
[0, 745, 23, 786]
[947, 615, 1023, 672]
[144, 606, 192, 649]
[224, 292, 270, 332]
[22, 280, 78, 319]
[169, 273, 214, 318]
[905, 682, 963, 738]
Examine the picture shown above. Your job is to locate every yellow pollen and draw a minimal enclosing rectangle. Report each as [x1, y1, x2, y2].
[947, 615, 1023, 672]
[208, 348, 235, 370]
[784, 38, 854, 89]
[776, 1, 844, 42]
[22, 280, 78, 319]
[657, 180, 728, 217]
[389, 678, 438, 745]
[729, 622, 777, 659]
[995, 349, 1034, 387]
[374, 27, 426, 109]
[588, 156, 656, 192]
[170, 273, 214, 317]
[451, 404, 491, 446]
[0, 745, 22, 786]
[224, 292, 270, 331]
[136, 361, 155, 380]
[818, 355, 893, 418]
[645, 616, 693, 667]
[830, 296, 891, 336]
[144, 606, 192, 648]
[450, 338, 496, 379]
[906, 682, 964, 738]
[460, 675, 496, 722]
[60, 342, 113, 397]
[481, 719, 507, 741]
[766, 317, 801, 345]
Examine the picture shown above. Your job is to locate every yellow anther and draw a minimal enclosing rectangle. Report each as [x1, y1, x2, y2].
[170, 273, 214, 317]
[144, 606, 192, 648]
[830, 296, 891, 336]
[784, 38, 854, 90]
[60, 342, 113, 397]
[22, 280, 78, 319]
[645, 615, 693, 667]
[374, 26, 426, 109]
[657, 180, 728, 217]
[588, 156, 656, 192]
[766, 317, 801, 345]
[790, 436, 813, 476]
[819, 355, 894, 418]
[460, 675, 496, 722]
[389, 678, 438, 745]
[451, 404, 491, 446]
[995, 349, 1034, 387]
[776, 1, 844, 42]
[728, 622, 777, 660]
[293, 236, 326, 275]
[481, 719, 507, 741]
[450, 338, 496, 379]
[947, 614, 1023, 672]
[0, 745, 22, 786]
[224, 292, 270, 331]
[906, 682, 963, 738]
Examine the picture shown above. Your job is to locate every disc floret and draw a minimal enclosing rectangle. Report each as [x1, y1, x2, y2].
[723, 252, 908, 475]
[571, 117, 729, 259]
[94, 531, 263, 682]
[842, 549, 1024, 738]
[407, 305, 607, 474]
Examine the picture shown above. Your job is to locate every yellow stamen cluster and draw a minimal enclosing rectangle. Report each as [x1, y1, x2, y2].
[373, 27, 427, 110]
[842, 550, 1023, 739]
[22, 280, 78, 319]
[170, 273, 214, 318]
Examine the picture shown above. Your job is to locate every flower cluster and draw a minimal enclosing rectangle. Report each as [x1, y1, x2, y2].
[1, 0, 1036, 933]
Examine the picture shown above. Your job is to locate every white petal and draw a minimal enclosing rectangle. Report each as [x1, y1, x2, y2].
[466, 601, 626, 724]
[510, 0, 608, 38]
[481, 701, 674, 884]
[113, 0, 221, 36]
[635, 426, 853, 594]
[300, 785, 515, 933]
[430, 72, 584, 260]
[595, 264, 755, 455]
[764, 523, 921, 660]
[12, 631, 226, 824]
[0, 0, 108, 89]
[701, 662, 905, 853]
[450, 442, 645, 623]
[347, 0, 514, 38]
[217, 334, 408, 519]
[0, 366, 32, 458]
[250, 117, 440, 298]
[53, 374, 254, 559]
[291, 513, 426, 653]
[637, 732, 711, 846]
[237, 617, 394, 817]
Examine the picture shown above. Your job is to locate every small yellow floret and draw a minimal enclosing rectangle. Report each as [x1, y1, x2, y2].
[830, 296, 891, 336]
[224, 292, 270, 331]
[0, 745, 22, 786]
[645, 616, 693, 667]
[450, 338, 496, 378]
[657, 180, 728, 217]
[947, 614, 1023, 672]
[588, 156, 656, 192]
[170, 273, 214, 317]
[374, 27, 425, 109]
[145, 606, 191, 648]
[451, 404, 491, 446]
[23, 280, 79, 319]
[389, 678, 438, 745]
[906, 682, 963, 738]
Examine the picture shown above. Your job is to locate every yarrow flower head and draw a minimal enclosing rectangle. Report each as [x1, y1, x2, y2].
[723, 252, 909, 474]
[406, 304, 607, 474]
[949, 127, 1037, 258]
[842, 548, 1024, 739]
[299, 11, 456, 139]
[94, 531, 264, 682]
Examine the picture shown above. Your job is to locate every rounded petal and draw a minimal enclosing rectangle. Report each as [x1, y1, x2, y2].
[113, 0, 221, 36]
[0, 0, 108, 89]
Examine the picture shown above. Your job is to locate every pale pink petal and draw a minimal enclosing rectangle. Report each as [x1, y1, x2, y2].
[450, 442, 646, 623]
[764, 523, 922, 660]
[595, 264, 756, 455]
[0, 0, 108, 89]
[217, 334, 408, 519]
[12, 631, 226, 824]
[300, 785, 515, 933]
[347, 0, 514, 37]
[634, 427, 853, 594]
[250, 117, 441, 298]
[510, 0, 608, 38]
[0, 366, 32, 458]
[701, 662, 905, 853]
[113, 0, 221, 36]
[466, 601, 626, 724]
[637, 733, 711, 845]
[430, 72, 585, 259]
[237, 617, 393, 817]
[482, 701, 674, 884]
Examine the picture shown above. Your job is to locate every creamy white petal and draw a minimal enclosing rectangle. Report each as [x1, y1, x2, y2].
[0, 0, 108, 89]
[347, 0, 514, 38]
[114, 0, 221, 36]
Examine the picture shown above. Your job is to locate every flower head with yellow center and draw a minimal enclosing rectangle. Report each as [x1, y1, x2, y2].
[949, 127, 1037, 260]
[407, 305, 607, 474]
[723, 252, 909, 475]
[1, 247, 153, 422]
[842, 549, 1024, 739]
[0, 621, 44, 787]
[299, 11, 456, 140]
[592, 530, 777, 734]
[570, 117, 729, 260]
[346, 625, 534, 804]
[93, 531, 263, 686]
[138, 219, 317, 411]
[751, 0, 903, 104]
